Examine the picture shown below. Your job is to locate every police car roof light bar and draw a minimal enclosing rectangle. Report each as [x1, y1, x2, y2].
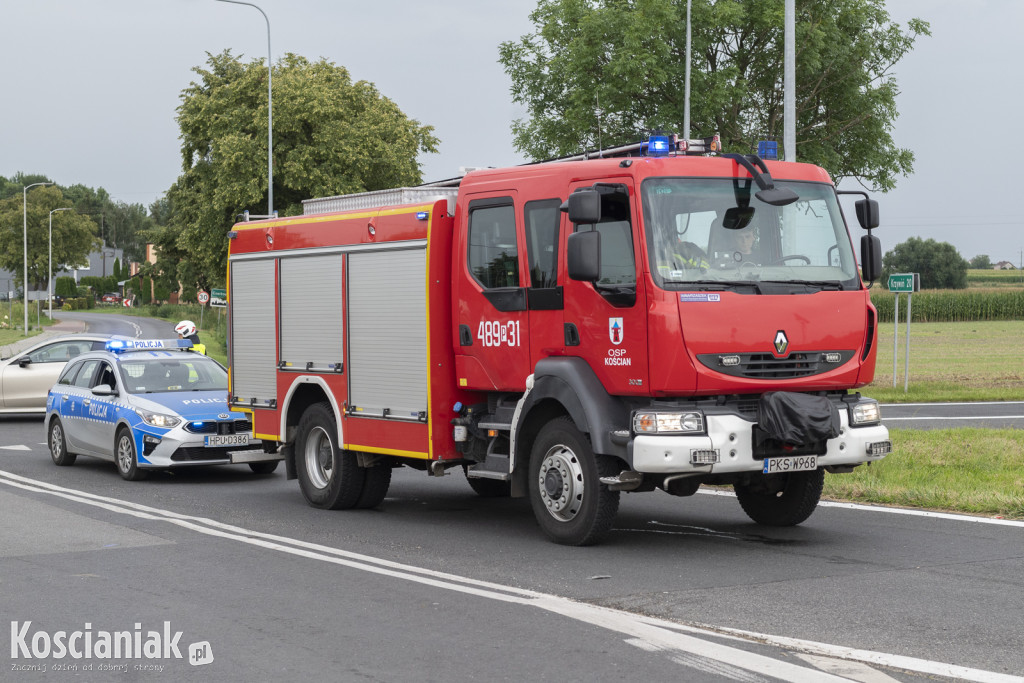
[106, 339, 194, 353]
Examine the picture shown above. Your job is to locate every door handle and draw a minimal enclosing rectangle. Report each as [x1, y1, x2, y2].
[83, 399, 91, 406]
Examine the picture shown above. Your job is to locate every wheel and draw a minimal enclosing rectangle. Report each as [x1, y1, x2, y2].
[462, 465, 511, 498]
[294, 402, 365, 509]
[115, 428, 148, 481]
[355, 461, 392, 509]
[734, 468, 824, 526]
[48, 417, 77, 466]
[528, 416, 620, 546]
[248, 461, 280, 475]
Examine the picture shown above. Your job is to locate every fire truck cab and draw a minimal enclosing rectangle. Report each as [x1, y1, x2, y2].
[227, 134, 891, 545]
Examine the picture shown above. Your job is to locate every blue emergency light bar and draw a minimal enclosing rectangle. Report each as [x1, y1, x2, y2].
[757, 140, 779, 160]
[106, 339, 194, 353]
[647, 134, 671, 157]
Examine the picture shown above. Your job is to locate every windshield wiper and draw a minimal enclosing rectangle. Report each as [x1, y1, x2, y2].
[677, 280, 763, 294]
[760, 280, 845, 291]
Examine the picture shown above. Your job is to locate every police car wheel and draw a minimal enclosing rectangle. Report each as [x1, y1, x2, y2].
[115, 428, 148, 481]
[528, 416, 620, 546]
[48, 417, 77, 466]
[294, 402, 365, 509]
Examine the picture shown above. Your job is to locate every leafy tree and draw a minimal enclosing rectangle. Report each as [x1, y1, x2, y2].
[164, 50, 439, 286]
[499, 0, 929, 191]
[882, 237, 968, 289]
[0, 185, 98, 290]
[969, 254, 992, 270]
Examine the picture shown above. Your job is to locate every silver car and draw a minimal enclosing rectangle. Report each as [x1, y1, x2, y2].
[0, 335, 110, 414]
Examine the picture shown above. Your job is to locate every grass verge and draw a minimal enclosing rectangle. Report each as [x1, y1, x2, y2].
[823, 428, 1024, 519]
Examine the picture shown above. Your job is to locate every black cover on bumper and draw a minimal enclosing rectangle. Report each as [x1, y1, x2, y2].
[756, 392, 840, 447]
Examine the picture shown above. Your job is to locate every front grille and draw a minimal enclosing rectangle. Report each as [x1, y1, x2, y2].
[170, 447, 232, 462]
[184, 419, 253, 435]
[697, 350, 855, 379]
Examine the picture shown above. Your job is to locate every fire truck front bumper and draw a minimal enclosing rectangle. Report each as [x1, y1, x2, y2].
[629, 410, 891, 475]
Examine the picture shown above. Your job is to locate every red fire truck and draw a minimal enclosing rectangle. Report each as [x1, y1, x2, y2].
[227, 134, 891, 545]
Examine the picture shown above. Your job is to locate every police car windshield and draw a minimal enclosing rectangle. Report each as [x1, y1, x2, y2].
[641, 178, 860, 292]
[119, 357, 228, 394]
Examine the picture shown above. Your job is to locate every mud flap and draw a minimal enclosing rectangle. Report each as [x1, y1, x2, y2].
[755, 392, 840, 448]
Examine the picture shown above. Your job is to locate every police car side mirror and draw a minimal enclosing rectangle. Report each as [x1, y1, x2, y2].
[91, 384, 117, 397]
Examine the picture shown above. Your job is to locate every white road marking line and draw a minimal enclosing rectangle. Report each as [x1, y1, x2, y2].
[3, 470, 1019, 683]
[794, 654, 902, 683]
[885, 415, 1024, 421]
[881, 402, 1024, 407]
[0, 445, 31, 451]
[697, 489, 1024, 528]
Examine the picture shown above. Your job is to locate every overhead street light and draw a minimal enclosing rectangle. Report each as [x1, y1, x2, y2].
[48, 207, 73, 321]
[215, 0, 273, 217]
[23, 182, 53, 336]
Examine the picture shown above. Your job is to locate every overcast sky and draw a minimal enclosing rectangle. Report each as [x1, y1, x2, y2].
[3, 0, 1022, 264]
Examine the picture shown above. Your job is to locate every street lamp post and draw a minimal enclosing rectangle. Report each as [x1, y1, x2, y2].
[215, 0, 273, 216]
[48, 208, 73, 321]
[23, 182, 53, 335]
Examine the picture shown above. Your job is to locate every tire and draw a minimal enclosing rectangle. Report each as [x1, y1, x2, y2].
[248, 461, 280, 475]
[115, 428, 148, 481]
[734, 468, 824, 526]
[48, 417, 77, 466]
[294, 402, 365, 509]
[528, 416, 620, 546]
[355, 461, 392, 509]
[462, 465, 511, 498]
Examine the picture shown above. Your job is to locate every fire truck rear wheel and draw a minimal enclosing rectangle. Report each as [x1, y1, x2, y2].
[295, 402, 365, 509]
[528, 417, 620, 546]
[734, 468, 824, 526]
[355, 462, 392, 509]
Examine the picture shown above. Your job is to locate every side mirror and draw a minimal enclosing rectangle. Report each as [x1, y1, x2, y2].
[17, 357, 32, 368]
[563, 189, 602, 224]
[861, 234, 882, 283]
[855, 199, 880, 230]
[91, 384, 117, 397]
[567, 231, 601, 281]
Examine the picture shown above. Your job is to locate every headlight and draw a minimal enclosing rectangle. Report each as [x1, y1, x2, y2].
[850, 400, 881, 426]
[633, 411, 705, 434]
[137, 410, 181, 428]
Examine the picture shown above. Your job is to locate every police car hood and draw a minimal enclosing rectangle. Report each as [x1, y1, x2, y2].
[129, 391, 231, 420]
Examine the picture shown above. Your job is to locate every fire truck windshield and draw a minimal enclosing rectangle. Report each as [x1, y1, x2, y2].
[641, 178, 861, 292]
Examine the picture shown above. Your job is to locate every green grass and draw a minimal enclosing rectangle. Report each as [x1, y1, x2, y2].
[866, 321, 1024, 403]
[824, 429, 1024, 519]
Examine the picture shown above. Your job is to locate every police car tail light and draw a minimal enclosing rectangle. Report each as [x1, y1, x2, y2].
[138, 410, 181, 428]
[633, 411, 705, 434]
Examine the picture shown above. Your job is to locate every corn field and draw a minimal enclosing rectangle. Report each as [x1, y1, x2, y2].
[871, 289, 1024, 322]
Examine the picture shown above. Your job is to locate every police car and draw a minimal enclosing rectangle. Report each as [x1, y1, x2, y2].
[44, 339, 280, 480]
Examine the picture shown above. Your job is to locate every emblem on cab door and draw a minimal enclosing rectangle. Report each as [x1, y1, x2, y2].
[773, 330, 789, 356]
[609, 318, 623, 345]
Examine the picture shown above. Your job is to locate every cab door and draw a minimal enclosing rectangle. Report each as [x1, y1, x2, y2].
[561, 180, 649, 394]
[455, 192, 531, 391]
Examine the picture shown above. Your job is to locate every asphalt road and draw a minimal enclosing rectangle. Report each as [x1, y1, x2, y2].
[0, 313, 1020, 681]
[1, 413, 1021, 682]
[882, 401, 1024, 430]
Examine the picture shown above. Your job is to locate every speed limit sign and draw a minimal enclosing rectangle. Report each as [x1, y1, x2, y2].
[197, 290, 210, 304]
